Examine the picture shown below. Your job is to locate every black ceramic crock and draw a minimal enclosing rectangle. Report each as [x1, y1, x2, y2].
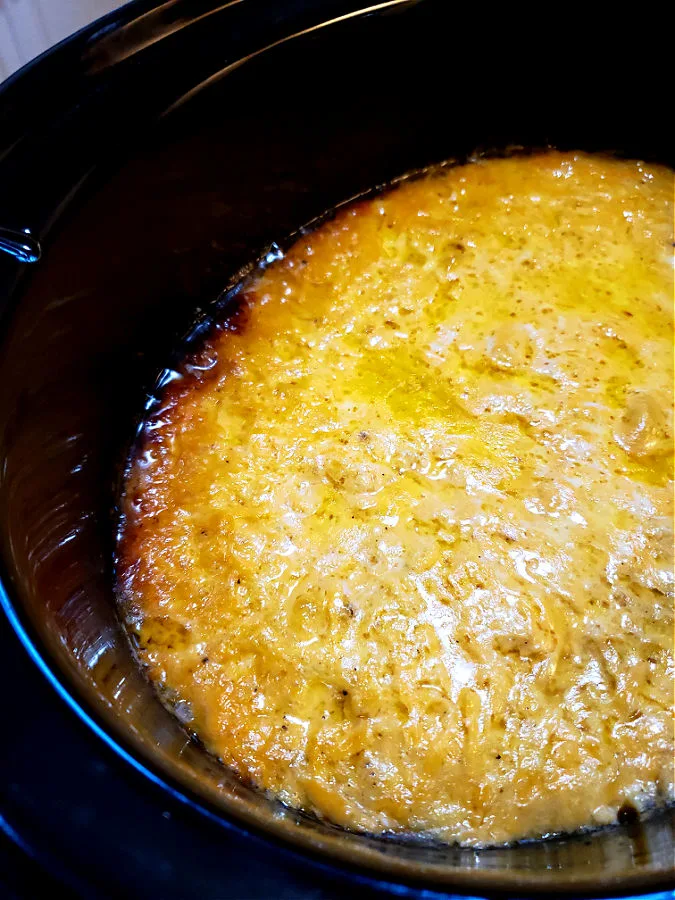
[0, 1, 673, 896]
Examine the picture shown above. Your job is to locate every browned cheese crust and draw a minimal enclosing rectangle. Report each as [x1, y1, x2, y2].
[118, 152, 674, 845]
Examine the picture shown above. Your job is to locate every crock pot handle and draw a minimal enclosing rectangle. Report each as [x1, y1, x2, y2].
[0, 226, 41, 263]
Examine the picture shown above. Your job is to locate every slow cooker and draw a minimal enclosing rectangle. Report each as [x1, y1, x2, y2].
[0, 1, 672, 896]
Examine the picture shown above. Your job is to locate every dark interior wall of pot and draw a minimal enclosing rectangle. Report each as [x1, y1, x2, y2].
[0, 0, 672, 890]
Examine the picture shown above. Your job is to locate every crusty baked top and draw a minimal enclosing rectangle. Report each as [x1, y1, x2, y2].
[118, 152, 674, 845]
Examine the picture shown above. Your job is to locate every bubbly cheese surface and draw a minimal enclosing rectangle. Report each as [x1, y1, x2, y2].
[118, 152, 674, 845]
